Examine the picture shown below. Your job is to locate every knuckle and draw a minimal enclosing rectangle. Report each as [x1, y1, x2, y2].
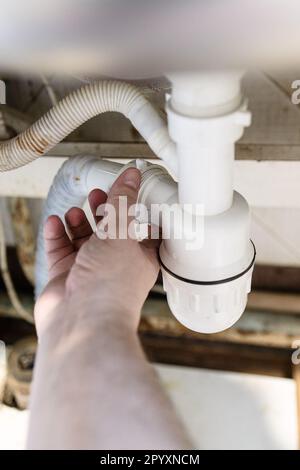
[110, 184, 137, 201]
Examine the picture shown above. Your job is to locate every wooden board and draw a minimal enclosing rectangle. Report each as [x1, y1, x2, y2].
[5, 71, 300, 162]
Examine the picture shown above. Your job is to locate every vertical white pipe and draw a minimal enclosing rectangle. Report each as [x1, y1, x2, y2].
[177, 143, 234, 214]
[167, 72, 250, 215]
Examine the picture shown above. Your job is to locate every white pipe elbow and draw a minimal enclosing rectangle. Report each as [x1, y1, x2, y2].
[35, 155, 176, 298]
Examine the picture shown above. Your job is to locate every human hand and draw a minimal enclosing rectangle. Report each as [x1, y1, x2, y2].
[35, 168, 160, 338]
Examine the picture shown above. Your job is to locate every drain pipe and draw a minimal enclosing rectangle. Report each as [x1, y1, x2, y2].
[167, 71, 249, 214]
[158, 72, 255, 333]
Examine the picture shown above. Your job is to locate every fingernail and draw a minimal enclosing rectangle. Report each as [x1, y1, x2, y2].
[122, 169, 140, 190]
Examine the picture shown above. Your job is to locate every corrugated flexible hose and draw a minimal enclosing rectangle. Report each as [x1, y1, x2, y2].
[0, 80, 177, 172]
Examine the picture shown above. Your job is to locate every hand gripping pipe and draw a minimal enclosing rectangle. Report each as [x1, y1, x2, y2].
[35, 156, 177, 298]
[35, 73, 256, 334]
[0, 80, 177, 174]
[36, 156, 254, 335]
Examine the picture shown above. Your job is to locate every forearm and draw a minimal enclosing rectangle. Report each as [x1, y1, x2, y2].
[27, 298, 191, 450]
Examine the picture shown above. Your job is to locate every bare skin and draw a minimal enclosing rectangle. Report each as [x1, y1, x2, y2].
[27, 168, 191, 450]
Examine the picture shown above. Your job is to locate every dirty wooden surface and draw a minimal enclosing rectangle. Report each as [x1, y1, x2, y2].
[0, 291, 299, 378]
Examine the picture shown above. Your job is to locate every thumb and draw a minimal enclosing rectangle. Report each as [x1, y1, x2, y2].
[101, 168, 141, 240]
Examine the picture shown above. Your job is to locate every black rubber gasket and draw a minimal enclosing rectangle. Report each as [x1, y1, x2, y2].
[159, 240, 256, 286]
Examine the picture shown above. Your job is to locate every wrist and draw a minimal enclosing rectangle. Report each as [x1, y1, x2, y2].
[39, 291, 140, 345]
